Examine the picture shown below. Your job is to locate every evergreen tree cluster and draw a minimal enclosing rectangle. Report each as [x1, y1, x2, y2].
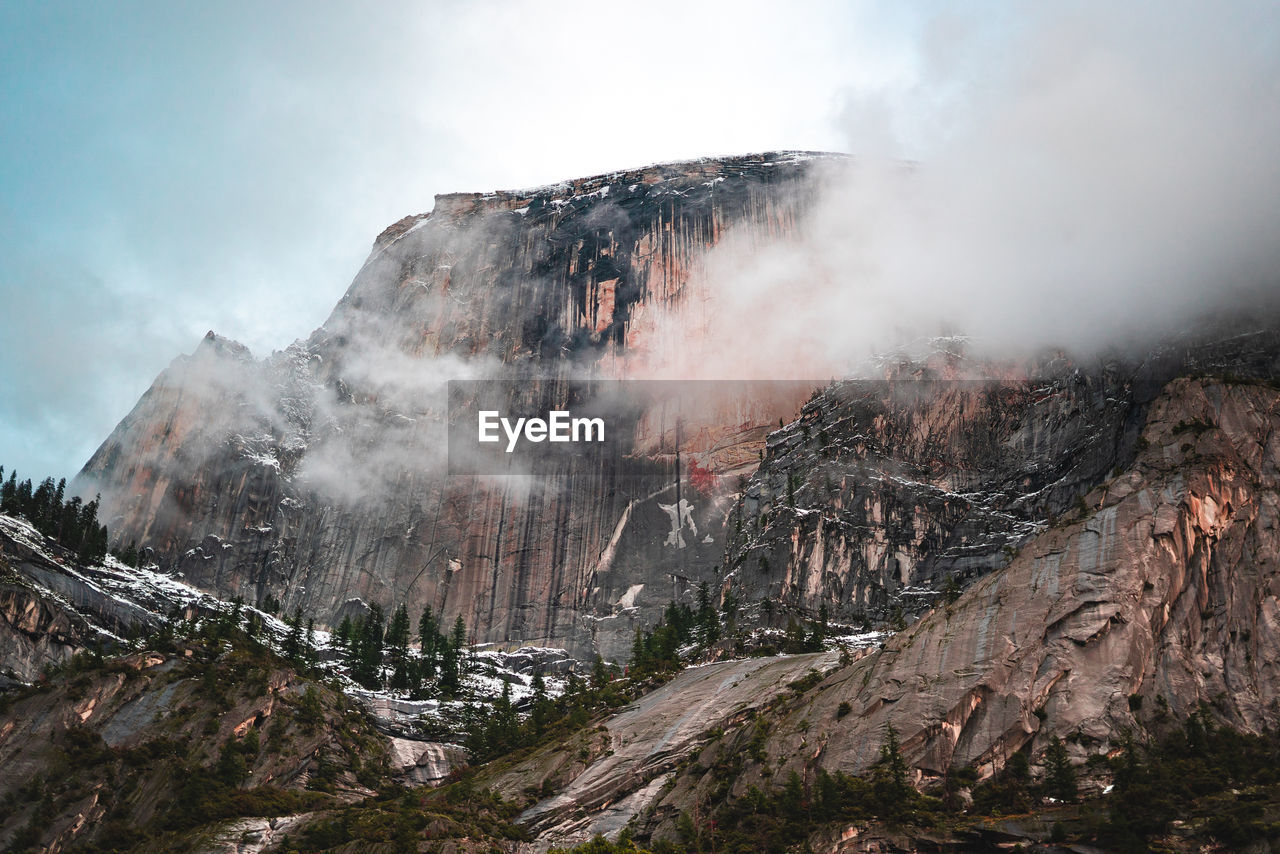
[627, 586, 834, 677]
[469, 586, 763, 765]
[646, 723, 937, 854]
[0, 464, 110, 564]
[1101, 706, 1280, 851]
[281, 607, 320, 672]
[464, 655, 625, 763]
[780, 603, 828, 654]
[627, 582, 746, 677]
[294, 778, 528, 851]
[629, 601, 697, 678]
[332, 603, 468, 695]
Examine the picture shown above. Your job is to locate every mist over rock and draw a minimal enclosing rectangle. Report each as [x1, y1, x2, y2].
[75, 152, 837, 659]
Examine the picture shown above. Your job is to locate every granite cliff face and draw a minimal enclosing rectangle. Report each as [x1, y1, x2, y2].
[744, 370, 1280, 778]
[450, 361, 1280, 851]
[76, 153, 835, 658]
[726, 328, 1280, 628]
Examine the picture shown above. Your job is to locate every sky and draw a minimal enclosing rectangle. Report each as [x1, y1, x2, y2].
[644, 2, 1280, 380]
[1, 1, 1277, 482]
[0, 0, 929, 480]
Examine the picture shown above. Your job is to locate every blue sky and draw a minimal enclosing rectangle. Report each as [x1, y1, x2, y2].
[0, 0, 936, 481]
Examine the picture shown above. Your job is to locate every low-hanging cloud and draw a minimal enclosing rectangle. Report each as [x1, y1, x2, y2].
[640, 2, 1280, 379]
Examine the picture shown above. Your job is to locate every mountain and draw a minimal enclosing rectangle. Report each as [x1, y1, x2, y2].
[17, 153, 1279, 851]
[74, 152, 839, 662]
[423, 328, 1280, 851]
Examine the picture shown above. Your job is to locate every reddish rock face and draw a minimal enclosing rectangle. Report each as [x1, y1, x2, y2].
[75, 153, 837, 659]
[445, 372, 1280, 850]
[754, 374, 1280, 784]
[725, 327, 1280, 630]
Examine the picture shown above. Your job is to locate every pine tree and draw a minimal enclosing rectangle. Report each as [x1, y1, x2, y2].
[304, 618, 318, 667]
[631, 628, 649, 672]
[807, 605, 828, 651]
[530, 669, 550, 736]
[32, 477, 55, 530]
[419, 605, 436, 655]
[562, 671, 588, 727]
[418, 606, 440, 682]
[75, 496, 108, 564]
[439, 641, 460, 695]
[721, 590, 739, 625]
[351, 605, 386, 689]
[16, 477, 32, 512]
[387, 603, 411, 651]
[386, 604, 411, 692]
[657, 623, 680, 667]
[784, 616, 807, 653]
[943, 573, 962, 603]
[406, 657, 423, 696]
[1043, 736, 1077, 802]
[390, 657, 409, 691]
[0, 470, 15, 514]
[451, 614, 468, 676]
[52, 478, 65, 534]
[591, 654, 610, 689]
[283, 608, 304, 662]
[878, 723, 910, 798]
[696, 582, 719, 645]
[493, 680, 518, 752]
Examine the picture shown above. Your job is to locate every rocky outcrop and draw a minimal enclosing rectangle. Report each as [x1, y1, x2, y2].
[725, 328, 1280, 626]
[0, 646, 389, 853]
[75, 153, 837, 659]
[388, 737, 468, 786]
[0, 515, 153, 680]
[783, 374, 1280, 778]
[197, 814, 315, 854]
[630, 374, 1280, 848]
[0, 582, 91, 681]
[449, 370, 1280, 851]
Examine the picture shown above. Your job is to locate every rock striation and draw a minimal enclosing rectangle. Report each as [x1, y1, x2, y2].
[725, 328, 1280, 626]
[796, 372, 1280, 778]
[12, 145, 1280, 850]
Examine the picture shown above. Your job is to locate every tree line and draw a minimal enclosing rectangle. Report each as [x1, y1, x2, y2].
[0, 464, 109, 564]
